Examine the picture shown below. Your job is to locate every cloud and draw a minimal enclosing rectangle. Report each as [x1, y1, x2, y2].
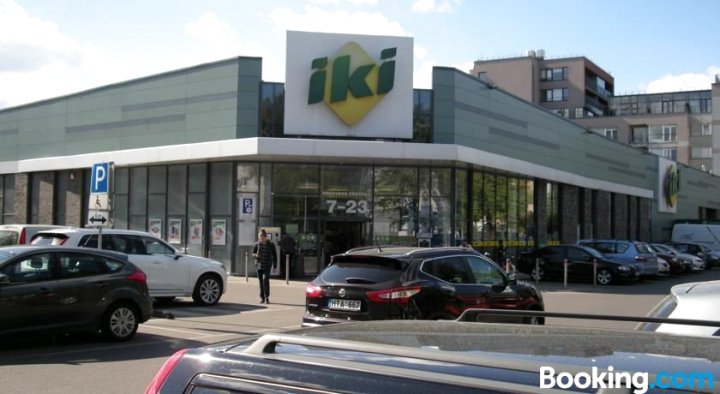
[642, 66, 720, 93]
[268, 5, 409, 36]
[411, 0, 462, 13]
[0, 0, 83, 72]
[308, 0, 379, 6]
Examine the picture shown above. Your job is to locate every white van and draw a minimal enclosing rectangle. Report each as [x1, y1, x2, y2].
[0, 224, 68, 246]
[671, 223, 720, 250]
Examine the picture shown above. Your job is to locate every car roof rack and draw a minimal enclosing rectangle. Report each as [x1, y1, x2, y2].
[243, 333, 589, 393]
[458, 309, 720, 328]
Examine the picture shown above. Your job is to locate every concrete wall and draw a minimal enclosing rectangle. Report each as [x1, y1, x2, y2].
[0, 57, 262, 163]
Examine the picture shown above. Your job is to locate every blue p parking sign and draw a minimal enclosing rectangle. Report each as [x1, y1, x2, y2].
[242, 198, 253, 214]
[91, 163, 110, 194]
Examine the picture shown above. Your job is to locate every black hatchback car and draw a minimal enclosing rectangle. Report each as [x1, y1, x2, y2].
[0, 246, 153, 341]
[517, 244, 639, 285]
[302, 246, 544, 326]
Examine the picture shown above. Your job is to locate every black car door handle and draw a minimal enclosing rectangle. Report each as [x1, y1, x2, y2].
[37, 288, 52, 295]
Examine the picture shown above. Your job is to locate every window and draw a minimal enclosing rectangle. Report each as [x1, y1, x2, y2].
[604, 129, 617, 141]
[59, 253, 106, 278]
[423, 257, 472, 284]
[702, 124, 713, 135]
[540, 67, 568, 81]
[631, 126, 648, 145]
[465, 256, 504, 285]
[691, 147, 712, 158]
[648, 125, 677, 143]
[552, 108, 569, 118]
[144, 237, 175, 255]
[662, 125, 677, 142]
[542, 88, 568, 102]
[649, 148, 677, 161]
[0, 253, 54, 283]
[575, 107, 583, 119]
[567, 247, 590, 262]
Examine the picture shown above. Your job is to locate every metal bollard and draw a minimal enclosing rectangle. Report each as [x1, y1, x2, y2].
[593, 259, 598, 287]
[285, 254, 290, 285]
[244, 251, 249, 282]
[563, 258, 568, 289]
[535, 258, 540, 284]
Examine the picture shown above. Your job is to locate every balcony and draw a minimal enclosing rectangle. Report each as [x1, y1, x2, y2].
[585, 77, 613, 99]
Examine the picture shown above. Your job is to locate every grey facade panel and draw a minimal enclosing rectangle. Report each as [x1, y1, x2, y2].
[433, 68, 656, 191]
[0, 57, 262, 162]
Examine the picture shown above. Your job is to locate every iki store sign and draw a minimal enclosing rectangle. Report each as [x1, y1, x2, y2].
[284, 31, 413, 139]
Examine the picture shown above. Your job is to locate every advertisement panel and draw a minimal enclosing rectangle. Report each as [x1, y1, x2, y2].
[284, 31, 413, 139]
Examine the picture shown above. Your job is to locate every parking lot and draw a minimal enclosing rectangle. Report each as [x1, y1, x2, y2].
[1, 269, 719, 393]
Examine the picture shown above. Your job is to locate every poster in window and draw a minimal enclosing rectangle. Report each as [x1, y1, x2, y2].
[189, 219, 203, 245]
[211, 219, 227, 246]
[168, 218, 182, 244]
[148, 219, 162, 238]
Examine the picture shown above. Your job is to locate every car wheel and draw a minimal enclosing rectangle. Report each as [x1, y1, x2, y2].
[101, 302, 139, 342]
[597, 269, 613, 285]
[530, 266, 544, 281]
[193, 274, 222, 306]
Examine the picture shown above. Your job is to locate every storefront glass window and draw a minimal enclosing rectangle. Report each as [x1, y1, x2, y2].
[455, 169, 468, 246]
[482, 172, 496, 249]
[546, 182, 560, 244]
[129, 167, 148, 231]
[507, 177, 518, 256]
[374, 167, 418, 246]
[114, 168, 129, 229]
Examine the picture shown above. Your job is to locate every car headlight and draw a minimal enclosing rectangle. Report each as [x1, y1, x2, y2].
[618, 266, 630, 271]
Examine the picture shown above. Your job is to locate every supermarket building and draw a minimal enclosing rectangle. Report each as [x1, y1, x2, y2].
[0, 31, 716, 275]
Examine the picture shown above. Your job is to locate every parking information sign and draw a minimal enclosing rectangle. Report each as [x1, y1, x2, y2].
[88, 162, 113, 227]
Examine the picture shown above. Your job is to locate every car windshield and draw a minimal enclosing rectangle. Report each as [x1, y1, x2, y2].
[30, 233, 68, 246]
[0, 250, 15, 263]
[0, 230, 19, 246]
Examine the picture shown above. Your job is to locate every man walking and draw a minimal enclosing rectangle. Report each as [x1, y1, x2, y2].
[252, 229, 277, 304]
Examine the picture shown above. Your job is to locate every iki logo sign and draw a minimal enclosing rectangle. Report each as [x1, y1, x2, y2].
[658, 157, 680, 213]
[285, 31, 413, 139]
[308, 43, 396, 126]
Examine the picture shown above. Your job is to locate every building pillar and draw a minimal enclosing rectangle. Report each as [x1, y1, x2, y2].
[560, 185, 579, 244]
[14, 173, 29, 224]
[612, 194, 628, 239]
[38, 172, 55, 224]
[595, 191, 611, 239]
[628, 196, 638, 240]
[638, 198, 652, 241]
[534, 179, 547, 247]
[582, 189, 593, 238]
[65, 170, 83, 227]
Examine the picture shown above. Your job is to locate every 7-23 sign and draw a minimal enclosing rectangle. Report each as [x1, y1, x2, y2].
[326, 199, 370, 215]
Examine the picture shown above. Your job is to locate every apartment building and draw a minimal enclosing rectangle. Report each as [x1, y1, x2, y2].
[470, 50, 614, 119]
[471, 52, 718, 173]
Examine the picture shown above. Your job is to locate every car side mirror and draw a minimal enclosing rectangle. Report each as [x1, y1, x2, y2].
[174, 254, 182, 260]
[0, 274, 9, 285]
[507, 272, 517, 285]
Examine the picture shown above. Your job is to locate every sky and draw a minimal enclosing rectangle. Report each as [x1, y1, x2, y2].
[1, 0, 719, 110]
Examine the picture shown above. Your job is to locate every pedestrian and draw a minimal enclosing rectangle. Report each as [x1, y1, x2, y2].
[278, 232, 297, 278]
[253, 229, 277, 304]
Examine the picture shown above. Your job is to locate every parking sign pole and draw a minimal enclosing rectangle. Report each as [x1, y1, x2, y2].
[98, 226, 103, 249]
[535, 258, 540, 284]
[563, 259, 568, 289]
[244, 251, 249, 282]
[285, 254, 290, 285]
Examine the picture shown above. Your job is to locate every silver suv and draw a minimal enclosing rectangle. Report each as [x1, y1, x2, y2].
[577, 240, 659, 277]
[31, 228, 227, 305]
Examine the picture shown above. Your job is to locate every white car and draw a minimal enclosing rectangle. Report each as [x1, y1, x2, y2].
[31, 228, 227, 305]
[639, 280, 720, 337]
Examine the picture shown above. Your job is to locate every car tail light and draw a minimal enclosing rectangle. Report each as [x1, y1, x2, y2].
[145, 349, 189, 394]
[366, 286, 421, 304]
[18, 229, 26, 245]
[306, 283, 323, 298]
[127, 268, 147, 284]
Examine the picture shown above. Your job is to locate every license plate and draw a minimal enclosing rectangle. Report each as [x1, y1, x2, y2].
[328, 298, 361, 311]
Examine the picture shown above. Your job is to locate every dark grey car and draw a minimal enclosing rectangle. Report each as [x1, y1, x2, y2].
[0, 246, 153, 341]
